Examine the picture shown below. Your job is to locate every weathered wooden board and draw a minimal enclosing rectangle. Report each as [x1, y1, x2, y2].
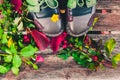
[93, 0, 120, 31]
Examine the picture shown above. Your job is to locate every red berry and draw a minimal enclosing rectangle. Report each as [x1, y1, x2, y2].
[84, 35, 89, 43]
[69, 44, 73, 48]
[92, 56, 98, 61]
[63, 40, 67, 44]
[23, 34, 30, 43]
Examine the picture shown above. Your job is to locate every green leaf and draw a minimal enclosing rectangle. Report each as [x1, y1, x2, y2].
[28, 23, 35, 28]
[18, 40, 24, 48]
[10, 44, 17, 54]
[77, 60, 87, 67]
[25, 61, 38, 69]
[87, 58, 92, 62]
[11, 67, 19, 75]
[5, 49, 12, 54]
[74, 43, 79, 48]
[105, 38, 116, 56]
[12, 55, 22, 68]
[1, 34, 7, 44]
[0, 65, 8, 74]
[79, 55, 86, 60]
[5, 64, 12, 72]
[112, 53, 120, 67]
[4, 55, 12, 62]
[69, 37, 74, 43]
[20, 45, 37, 57]
[0, 27, 4, 39]
[88, 48, 96, 55]
[58, 53, 69, 60]
[58, 50, 69, 60]
[88, 63, 96, 70]
[75, 38, 79, 42]
[72, 51, 80, 61]
[32, 64, 38, 70]
[78, 41, 83, 46]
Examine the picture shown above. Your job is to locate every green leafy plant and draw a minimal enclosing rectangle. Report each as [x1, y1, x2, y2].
[58, 36, 120, 70]
[0, 0, 39, 75]
[0, 43, 38, 75]
[104, 38, 120, 68]
[1, 0, 120, 76]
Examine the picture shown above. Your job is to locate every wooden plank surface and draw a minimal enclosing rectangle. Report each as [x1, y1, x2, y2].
[93, 0, 120, 31]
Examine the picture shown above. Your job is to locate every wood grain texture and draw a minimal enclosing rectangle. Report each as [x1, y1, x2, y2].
[93, 0, 120, 31]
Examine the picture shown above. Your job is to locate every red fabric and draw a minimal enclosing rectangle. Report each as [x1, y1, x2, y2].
[11, 0, 22, 14]
[51, 32, 67, 53]
[30, 29, 50, 50]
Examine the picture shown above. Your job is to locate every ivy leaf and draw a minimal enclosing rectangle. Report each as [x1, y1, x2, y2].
[0, 65, 8, 74]
[12, 55, 22, 68]
[4, 55, 12, 62]
[20, 45, 37, 57]
[105, 38, 116, 56]
[112, 53, 120, 67]
[11, 67, 19, 75]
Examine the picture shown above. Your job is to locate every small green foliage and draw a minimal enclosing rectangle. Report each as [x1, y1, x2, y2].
[0, 27, 4, 39]
[20, 45, 38, 57]
[112, 53, 120, 67]
[0, 0, 39, 76]
[58, 49, 70, 60]
[0, 65, 8, 74]
[10, 44, 17, 54]
[4, 55, 12, 63]
[58, 35, 120, 70]
[11, 67, 19, 75]
[0, 0, 120, 76]
[32, 64, 38, 70]
[105, 38, 116, 57]
[1, 34, 8, 44]
[88, 48, 97, 55]
[12, 55, 22, 68]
